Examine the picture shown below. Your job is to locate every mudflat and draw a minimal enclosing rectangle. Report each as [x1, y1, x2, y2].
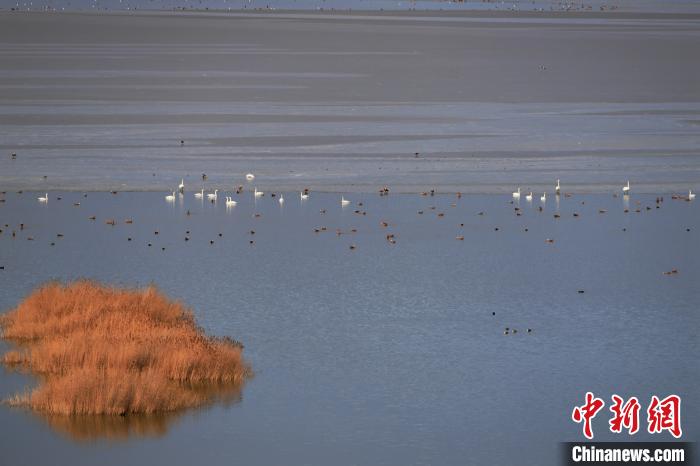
[0, 10, 698, 192]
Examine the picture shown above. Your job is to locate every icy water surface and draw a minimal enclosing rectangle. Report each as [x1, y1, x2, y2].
[0, 191, 697, 465]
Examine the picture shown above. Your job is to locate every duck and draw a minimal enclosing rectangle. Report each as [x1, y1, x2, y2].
[194, 188, 204, 199]
[254, 187, 264, 197]
[207, 189, 218, 201]
[512, 187, 521, 199]
[623, 181, 630, 195]
[525, 192, 533, 202]
[37, 193, 48, 203]
[165, 191, 175, 201]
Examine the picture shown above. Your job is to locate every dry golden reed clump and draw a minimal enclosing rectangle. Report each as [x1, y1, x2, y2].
[0, 280, 251, 416]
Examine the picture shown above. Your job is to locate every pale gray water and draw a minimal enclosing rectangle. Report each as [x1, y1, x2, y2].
[1, 11, 699, 193]
[0, 191, 698, 465]
[9, 0, 700, 14]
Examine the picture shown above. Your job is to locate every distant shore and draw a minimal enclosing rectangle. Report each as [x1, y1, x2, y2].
[6, 9, 700, 20]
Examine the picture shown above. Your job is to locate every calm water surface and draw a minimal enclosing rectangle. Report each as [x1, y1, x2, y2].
[0, 190, 697, 465]
[2, 12, 699, 193]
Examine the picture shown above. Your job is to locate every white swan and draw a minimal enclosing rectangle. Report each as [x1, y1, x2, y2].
[540, 192, 546, 202]
[622, 181, 630, 195]
[246, 173, 255, 181]
[525, 192, 533, 202]
[178, 179, 185, 194]
[690, 190, 696, 200]
[279, 195, 284, 204]
[555, 179, 561, 195]
[165, 191, 175, 201]
[225, 196, 237, 206]
[194, 188, 204, 199]
[254, 187, 264, 197]
[341, 196, 350, 206]
[207, 189, 218, 200]
[38, 193, 48, 202]
[512, 187, 521, 199]
[300, 191, 309, 200]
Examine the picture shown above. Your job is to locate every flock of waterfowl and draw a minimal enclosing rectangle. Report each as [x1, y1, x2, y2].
[512, 179, 694, 203]
[158, 178, 698, 212]
[1, 174, 697, 339]
[159, 175, 355, 207]
[25, 174, 698, 207]
[11, 173, 693, 275]
[12, 176, 694, 259]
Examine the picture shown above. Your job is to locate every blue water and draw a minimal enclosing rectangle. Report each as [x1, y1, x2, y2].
[0, 190, 698, 465]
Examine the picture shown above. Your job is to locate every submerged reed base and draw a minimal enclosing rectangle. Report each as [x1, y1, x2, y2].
[0, 281, 251, 422]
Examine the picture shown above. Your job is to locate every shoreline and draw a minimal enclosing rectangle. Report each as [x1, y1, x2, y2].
[1, 186, 695, 195]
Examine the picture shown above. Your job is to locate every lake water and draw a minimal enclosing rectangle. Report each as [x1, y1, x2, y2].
[1, 7, 698, 465]
[11, 0, 700, 13]
[1, 11, 700, 194]
[0, 190, 697, 465]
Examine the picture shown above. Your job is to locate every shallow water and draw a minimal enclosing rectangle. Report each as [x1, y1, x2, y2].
[12, 0, 700, 13]
[0, 190, 697, 465]
[1, 12, 699, 193]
